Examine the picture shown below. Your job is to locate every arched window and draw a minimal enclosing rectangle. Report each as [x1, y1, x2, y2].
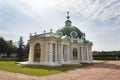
[34, 43, 41, 62]
[73, 48, 78, 59]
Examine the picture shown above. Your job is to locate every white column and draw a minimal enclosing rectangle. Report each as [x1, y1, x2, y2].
[67, 45, 70, 62]
[81, 46, 84, 62]
[63, 46, 65, 61]
[45, 43, 49, 62]
[55, 43, 57, 63]
[78, 48, 80, 60]
[79, 47, 82, 62]
[61, 44, 64, 63]
[28, 44, 33, 63]
[86, 46, 89, 62]
[88, 47, 90, 62]
[71, 37, 73, 43]
[90, 46, 93, 62]
[49, 43, 53, 63]
[77, 37, 80, 43]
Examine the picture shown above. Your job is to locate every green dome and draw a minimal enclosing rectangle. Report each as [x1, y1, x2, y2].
[57, 12, 83, 38]
[57, 25, 83, 38]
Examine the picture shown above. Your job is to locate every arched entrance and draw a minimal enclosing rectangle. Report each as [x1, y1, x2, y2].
[73, 48, 78, 59]
[34, 43, 41, 62]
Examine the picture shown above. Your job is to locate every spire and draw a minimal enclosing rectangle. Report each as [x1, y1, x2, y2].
[65, 11, 72, 26]
[66, 11, 70, 20]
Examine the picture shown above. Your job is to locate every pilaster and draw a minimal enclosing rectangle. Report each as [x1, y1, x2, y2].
[61, 44, 64, 63]
[86, 46, 89, 62]
[78, 48, 80, 60]
[90, 46, 93, 62]
[81, 46, 84, 62]
[28, 44, 34, 63]
[49, 43, 53, 63]
[55, 43, 58, 63]
[67, 45, 70, 62]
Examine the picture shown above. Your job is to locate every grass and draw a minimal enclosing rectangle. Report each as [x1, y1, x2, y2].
[0, 61, 91, 76]
[99, 60, 108, 62]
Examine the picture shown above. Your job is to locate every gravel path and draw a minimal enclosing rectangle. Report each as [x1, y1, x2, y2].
[0, 61, 120, 80]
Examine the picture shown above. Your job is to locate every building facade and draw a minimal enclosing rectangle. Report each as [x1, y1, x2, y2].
[27, 12, 93, 66]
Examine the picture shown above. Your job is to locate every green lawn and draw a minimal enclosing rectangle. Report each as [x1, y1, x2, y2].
[99, 60, 108, 62]
[0, 61, 91, 76]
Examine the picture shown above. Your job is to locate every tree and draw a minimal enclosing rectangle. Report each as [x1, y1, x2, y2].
[93, 51, 120, 60]
[0, 37, 8, 53]
[7, 41, 17, 57]
[0, 37, 18, 58]
[24, 43, 29, 58]
[17, 36, 26, 61]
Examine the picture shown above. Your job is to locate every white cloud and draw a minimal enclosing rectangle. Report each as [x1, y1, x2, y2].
[0, 30, 9, 35]
[55, 0, 120, 23]
[115, 16, 120, 24]
[1, 0, 119, 23]
[0, 0, 120, 50]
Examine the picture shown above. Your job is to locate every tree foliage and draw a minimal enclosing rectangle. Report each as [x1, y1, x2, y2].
[93, 51, 120, 60]
[17, 36, 27, 61]
[0, 37, 17, 57]
[0, 37, 8, 53]
[0, 36, 29, 60]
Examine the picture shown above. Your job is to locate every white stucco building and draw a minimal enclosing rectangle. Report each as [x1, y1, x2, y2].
[27, 12, 93, 66]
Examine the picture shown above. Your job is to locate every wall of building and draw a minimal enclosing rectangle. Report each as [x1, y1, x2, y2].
[28, 36, 93, 64]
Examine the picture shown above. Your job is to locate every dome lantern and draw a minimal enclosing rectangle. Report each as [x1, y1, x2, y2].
[56, 12, 83, 38]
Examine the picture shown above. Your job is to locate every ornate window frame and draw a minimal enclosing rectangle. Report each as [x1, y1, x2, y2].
[70, 31, 78, 38]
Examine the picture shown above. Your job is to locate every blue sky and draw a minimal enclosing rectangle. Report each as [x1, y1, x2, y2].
[0, 0, 120, 51]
